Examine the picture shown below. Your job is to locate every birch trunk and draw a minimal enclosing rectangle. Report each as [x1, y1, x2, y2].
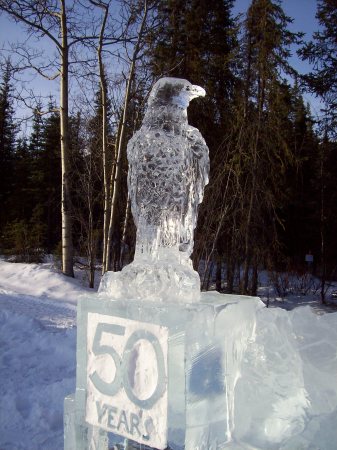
[94, 1, 110, 275]
[104, 0, 148, 273]
[60, 0, 74, 277]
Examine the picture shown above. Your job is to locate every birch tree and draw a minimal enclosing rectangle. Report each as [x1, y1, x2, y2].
[90, 0, 112, 275]
[0, 0, 98, 277]
[89, 0, 157, 273]
[104, 0, 151, 273]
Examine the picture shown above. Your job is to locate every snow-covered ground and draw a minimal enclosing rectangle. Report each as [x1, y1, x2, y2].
[0, 260, 86, 450]
[0, 259, 337, 449]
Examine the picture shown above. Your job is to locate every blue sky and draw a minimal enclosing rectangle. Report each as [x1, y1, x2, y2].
[0, 0, 323, 120]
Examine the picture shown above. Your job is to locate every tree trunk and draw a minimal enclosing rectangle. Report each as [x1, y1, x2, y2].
[120, 195, 131, 268]
[95, 1, 110, 275]
[241, 69, 265, 294]
[226, 262, 234, 293]
[251, 260, 258, 296]
[88, 185, 95, 289]
[205, 260, 214, 291]
[320, 145, 327, 304]
[216, 254, 222, 292]
[60, 0, 74, 277]
[105, 0, 148, 273]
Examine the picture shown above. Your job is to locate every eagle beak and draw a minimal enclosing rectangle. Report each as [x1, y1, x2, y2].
[190, 84, 206, 98]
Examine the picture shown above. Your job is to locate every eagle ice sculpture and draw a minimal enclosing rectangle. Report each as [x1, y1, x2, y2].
[99, 78, 209, 302]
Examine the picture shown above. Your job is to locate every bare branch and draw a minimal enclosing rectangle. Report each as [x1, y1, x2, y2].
[0, 1, 62, 49]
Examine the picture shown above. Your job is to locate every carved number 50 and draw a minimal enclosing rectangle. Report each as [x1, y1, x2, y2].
[89, 323, 166, 409]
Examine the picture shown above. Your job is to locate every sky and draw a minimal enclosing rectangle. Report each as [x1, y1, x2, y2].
[0, 0, 323, 124]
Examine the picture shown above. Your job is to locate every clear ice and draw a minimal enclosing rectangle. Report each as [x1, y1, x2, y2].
[99, 78, 209, 303]
[65, 77, 317, 450]
[65, 292, 263, 450]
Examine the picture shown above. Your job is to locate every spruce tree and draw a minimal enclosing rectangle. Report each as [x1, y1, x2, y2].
[10, 137, 33, 223]
[149, 0, 239, 283]
[152, 0, 238, 131]
[0, 61, 17, 233]
[29, 106, 46, 212]
[3, 135, 48, 262]
[237, 0, 303, 293]
[201, 0, 303, 293]
[29, 105, 45, 157]
[41, 105, 62, 252]
[299, 0, 337, 137]
[280, 88, 320, 267]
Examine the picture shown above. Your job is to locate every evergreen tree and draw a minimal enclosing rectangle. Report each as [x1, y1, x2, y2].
[298, 0, 337, 291]
[299, 0, 337, 137]
[280, 88, 320, 267]
[318, 137, 337, 293]
[237, 0, 302, 293]
[0, 61, 17, 233]
[29, 106, 46, 212]
[41, 106, 62, 252]
[4, 137, 32, 225]
[29, 104, 45, 157]
[151, 0, 238, 149]
[148, 0, 239, 284]
[2, 135, 48, 262]
[199, 0, 303, 293]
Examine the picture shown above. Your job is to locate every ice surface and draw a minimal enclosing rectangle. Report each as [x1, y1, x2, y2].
[67, 293, 337, 450]
[100, 78, 209, 303]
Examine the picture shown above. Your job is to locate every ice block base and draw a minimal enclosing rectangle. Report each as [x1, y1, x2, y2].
[64, 292, 263, 449]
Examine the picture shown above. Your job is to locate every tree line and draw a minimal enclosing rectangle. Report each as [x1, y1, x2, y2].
[0, 0, 336, 299]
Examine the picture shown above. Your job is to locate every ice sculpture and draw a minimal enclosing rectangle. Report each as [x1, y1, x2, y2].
[128, 77, 209, 260]
[99, 78, 209, 303]
[64, 78, 266, 450]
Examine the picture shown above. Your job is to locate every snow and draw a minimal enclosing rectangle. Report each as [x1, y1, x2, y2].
[1, 309, 75, 449]
[0, 259, 81, 450]
[0, 259, 90, 304]
[1, 259, 337, 449]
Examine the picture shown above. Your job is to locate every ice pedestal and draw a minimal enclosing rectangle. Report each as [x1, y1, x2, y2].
[64, 292, 263, 449]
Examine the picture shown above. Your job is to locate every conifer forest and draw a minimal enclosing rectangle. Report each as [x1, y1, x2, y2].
[0, 0, 336, 299]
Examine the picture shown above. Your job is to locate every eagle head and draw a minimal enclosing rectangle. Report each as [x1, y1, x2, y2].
[148, 77, 206, 110]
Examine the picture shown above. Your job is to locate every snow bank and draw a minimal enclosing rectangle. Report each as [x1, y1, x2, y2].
[0, 259, 91, 304]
